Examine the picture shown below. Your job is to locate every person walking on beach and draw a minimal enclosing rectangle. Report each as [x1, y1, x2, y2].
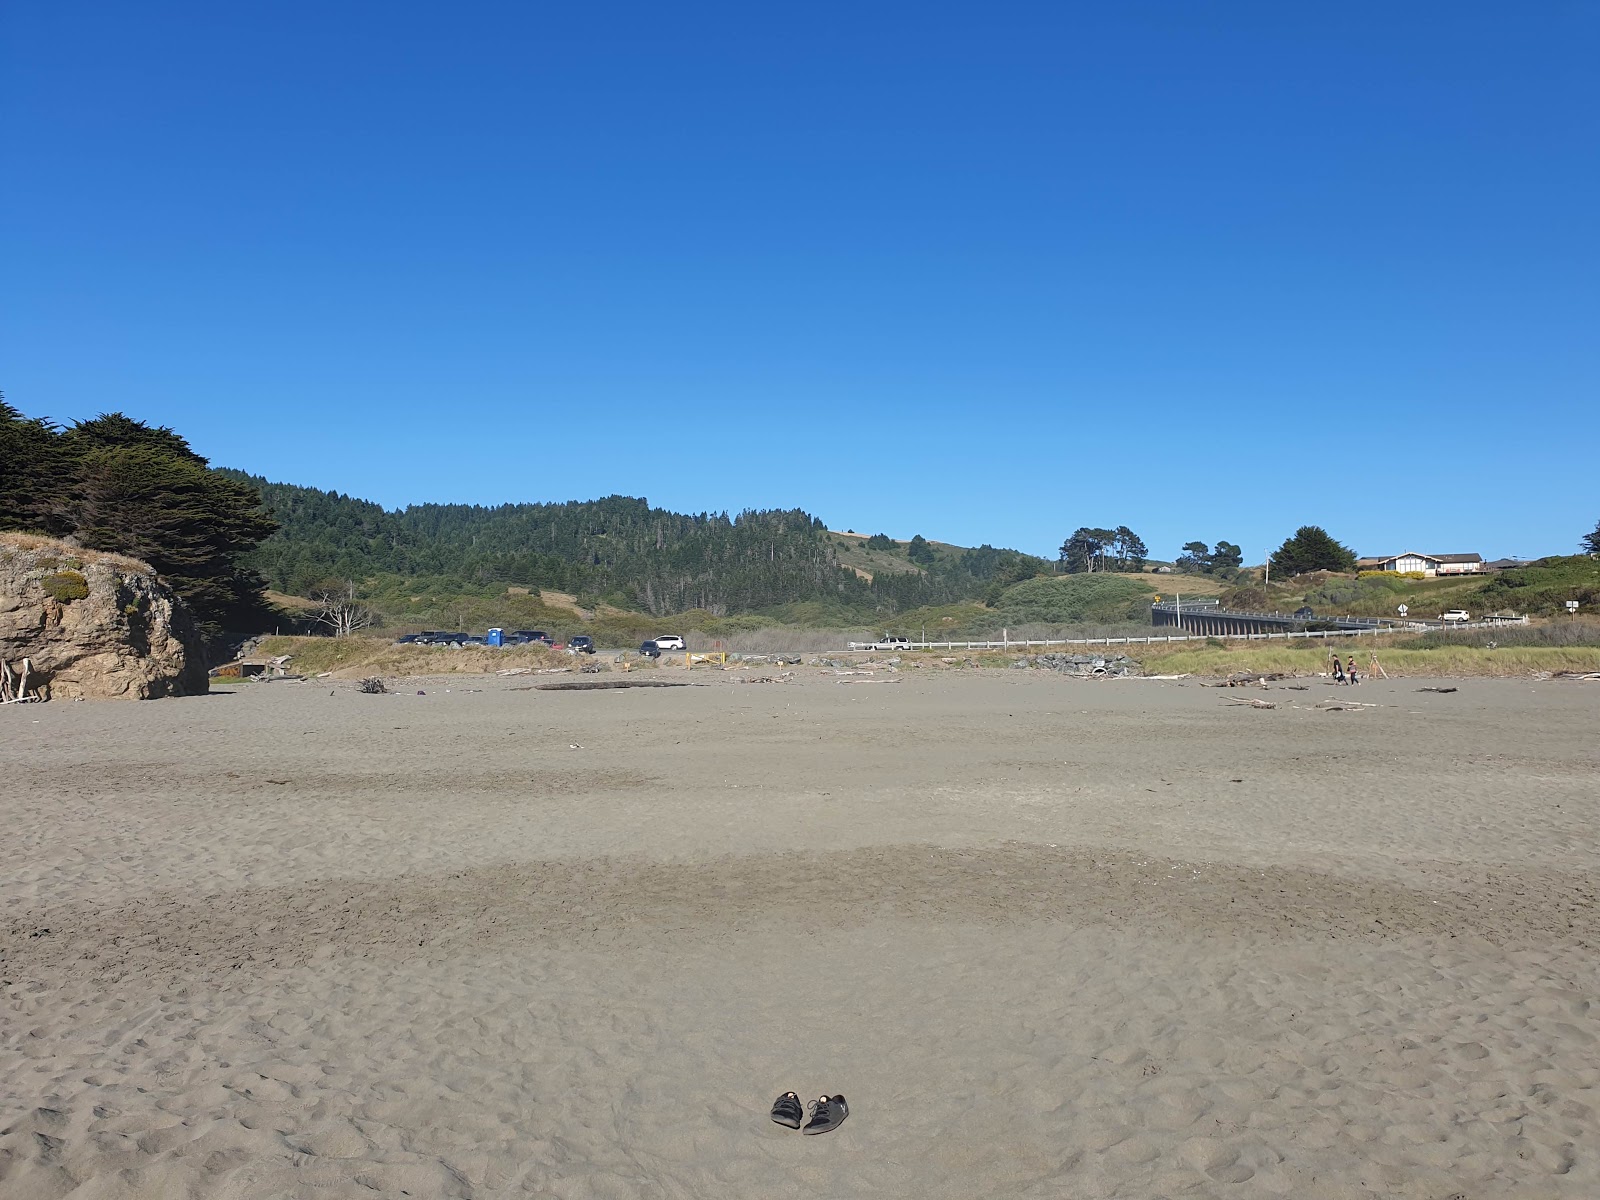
[1347, 655, 1359, 686]
[1332, 654, 1345, 684]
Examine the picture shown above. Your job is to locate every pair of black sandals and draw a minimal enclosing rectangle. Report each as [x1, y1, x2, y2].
[770, 1091, 849, 1135]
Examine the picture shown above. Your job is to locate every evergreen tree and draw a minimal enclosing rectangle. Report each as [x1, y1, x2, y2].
[0, 397, 74, 535]
[1060, 526, 1144, 572]
[1060, 528, 1107, 573]
[1582, 520, 1600, 557]
[906, 534, 937, 565]
[1175, 541, 1210, 573]
[1111, 526, 1147, 571]
[1210, 541, 1244, 571]
[1, 403, 277, 638]
[73, 443, 277, 635]
[1270, 526, 1357, 576]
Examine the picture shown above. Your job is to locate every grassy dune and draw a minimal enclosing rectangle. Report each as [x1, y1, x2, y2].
[249, 636, 581, 678]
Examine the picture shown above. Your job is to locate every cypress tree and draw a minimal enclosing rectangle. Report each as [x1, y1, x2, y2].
[0, 396, 74, 535]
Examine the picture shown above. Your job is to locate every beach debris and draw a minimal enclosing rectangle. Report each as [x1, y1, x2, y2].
[1204, 672, 1286, 688]
[1315, 698, 1382, 712]
[357, 676, 387, 694]
[1019, 653, 1138, 678]
[837, 677, 901, 684]
[1416, 686, 1458, 694]
[534, 678, 700, 691]
[1, 657, 42, 704]
[1222, 697, 1275, 709]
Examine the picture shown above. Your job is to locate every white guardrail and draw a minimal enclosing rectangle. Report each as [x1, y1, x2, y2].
[846, 616, 1527, 653]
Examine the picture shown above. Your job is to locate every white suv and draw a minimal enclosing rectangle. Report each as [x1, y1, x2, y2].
[653, 634, 686, 651]
[1440, 609, 1471, 623]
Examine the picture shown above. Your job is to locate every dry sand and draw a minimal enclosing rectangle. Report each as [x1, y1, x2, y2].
[2, 668, 1598, 1198]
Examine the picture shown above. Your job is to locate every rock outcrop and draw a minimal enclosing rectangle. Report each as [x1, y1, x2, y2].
[0, 534, 208, 700]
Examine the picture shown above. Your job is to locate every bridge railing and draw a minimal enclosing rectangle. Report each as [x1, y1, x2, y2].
[845, 616, 1524, 652]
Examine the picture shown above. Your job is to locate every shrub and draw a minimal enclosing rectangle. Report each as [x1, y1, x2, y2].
[995, 574, 1154, 624]
[41, 570, 89, 603]
[1477, 556, 1600, 617]
[1303, 576, 1403, 610]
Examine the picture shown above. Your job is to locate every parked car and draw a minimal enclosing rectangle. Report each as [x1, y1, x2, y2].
[652, 634, 686, 651]
[569, 635, 595, 654]
[1441, 609, 1471, 623]
[639, 640, 661, 658]
[394, 633, 425, 644]
[514, 630, 552, 645]
[881, 635, 911, 647]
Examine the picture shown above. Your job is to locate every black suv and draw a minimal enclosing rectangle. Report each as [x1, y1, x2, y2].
[569, 635, 595, 654]
[639, 640, 660, 658]
[514, 630, 552, 645]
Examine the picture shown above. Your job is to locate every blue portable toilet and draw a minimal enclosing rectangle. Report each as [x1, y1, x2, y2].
[486, 628, 504, 647]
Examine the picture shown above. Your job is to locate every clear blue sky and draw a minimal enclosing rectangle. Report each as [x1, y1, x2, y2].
[4, 2, 1595, 563]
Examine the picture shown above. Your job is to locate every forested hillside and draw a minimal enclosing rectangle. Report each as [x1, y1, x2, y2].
[224, 473, 1052, 620]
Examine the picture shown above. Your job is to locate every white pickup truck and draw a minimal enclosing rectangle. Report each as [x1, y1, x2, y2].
[1440, 609, 1471, 623]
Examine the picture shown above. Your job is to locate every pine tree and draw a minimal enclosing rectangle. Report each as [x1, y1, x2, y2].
[1270, 526, 1357, 576]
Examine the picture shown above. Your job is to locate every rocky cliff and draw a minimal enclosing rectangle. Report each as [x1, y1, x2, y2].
[0, 534, 208, 700]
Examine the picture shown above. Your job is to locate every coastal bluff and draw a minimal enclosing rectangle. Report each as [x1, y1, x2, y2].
[0, 534, 208, 700]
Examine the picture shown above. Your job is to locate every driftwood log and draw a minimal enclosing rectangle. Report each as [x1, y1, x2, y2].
[533, 678, 701, 691]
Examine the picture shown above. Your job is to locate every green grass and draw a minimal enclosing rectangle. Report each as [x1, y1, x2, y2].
[1397, 618, 1600, 649]
[1131, 642, 1600, 678]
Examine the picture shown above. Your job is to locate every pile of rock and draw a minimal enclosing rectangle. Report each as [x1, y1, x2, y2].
[1014, 652, 1139, 677]
[0, 535, 207, 700]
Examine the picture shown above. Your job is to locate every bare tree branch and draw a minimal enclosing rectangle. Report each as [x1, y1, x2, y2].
[310, 580, 373, 638]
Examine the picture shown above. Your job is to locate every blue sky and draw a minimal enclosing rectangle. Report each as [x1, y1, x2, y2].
[3, 2, 1595, 563]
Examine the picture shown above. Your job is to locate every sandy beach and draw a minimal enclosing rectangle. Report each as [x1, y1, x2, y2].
[3, 668, 1598, 1198]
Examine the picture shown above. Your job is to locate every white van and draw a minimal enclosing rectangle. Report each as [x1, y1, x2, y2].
[653, 634, 686, 651]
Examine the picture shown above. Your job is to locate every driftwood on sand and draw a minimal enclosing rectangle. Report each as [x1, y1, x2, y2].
[1, 657, 41, 704]
[532, 678, 702, 691]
